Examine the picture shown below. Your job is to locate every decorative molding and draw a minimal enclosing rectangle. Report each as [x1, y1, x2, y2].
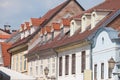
[56, 40, 90, 53]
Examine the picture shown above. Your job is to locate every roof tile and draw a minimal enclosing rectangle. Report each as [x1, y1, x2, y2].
[0, 35, 11, 39]
[31, 18, 46, 27]
[52, 23, 61, 30]
[62, 18, 71, 26]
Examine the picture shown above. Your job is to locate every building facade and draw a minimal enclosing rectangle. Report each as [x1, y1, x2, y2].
[8, 0, 120, 80]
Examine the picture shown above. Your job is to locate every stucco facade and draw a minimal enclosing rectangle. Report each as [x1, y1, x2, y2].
[92, 28, 120, 80]
[56, 41, 92, 80]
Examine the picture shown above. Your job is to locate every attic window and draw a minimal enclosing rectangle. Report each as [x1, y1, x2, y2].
[102, 37, 104, 44]
[40, 36, 43, 44]
[52, 32, 54, 40]
[45, 34, 47, 43]
[72, 22, 74, 25]
[93, 13, 95, 17]
[70, 21, 75, 36]
[60, 27, 64, 37]
[82, 17, 86, 21]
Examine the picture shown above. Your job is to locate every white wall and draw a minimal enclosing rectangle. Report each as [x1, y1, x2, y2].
[58, 45, 91, 80]
[92, 30, 118, 80]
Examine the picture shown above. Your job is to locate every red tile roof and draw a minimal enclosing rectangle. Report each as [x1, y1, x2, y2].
[0, 42, 11, 67]
[28, 0, 119, 55]
[31, 18, 46, 27]
[62, 18, 71, 26]
[52, 23, 61, 30]
[0, 35, 11, 39]
[41, 27, 46, 34]
[42, 1, 69, 19]
[42, 0, 84, 19]
[9, 0, 84, 50]
[46, 26, 51, 33]
[86, 0, 120, 13]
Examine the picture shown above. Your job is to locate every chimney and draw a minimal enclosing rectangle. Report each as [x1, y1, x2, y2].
[12, 30, 17, 33]
[4, 25, 11, 34]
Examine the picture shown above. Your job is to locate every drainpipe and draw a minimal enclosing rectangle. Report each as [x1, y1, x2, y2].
[89, 40, 93, 80]
[90, 41, 93, 70]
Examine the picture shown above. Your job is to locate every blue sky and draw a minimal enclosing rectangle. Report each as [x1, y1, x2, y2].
[0, 0, 104, 30]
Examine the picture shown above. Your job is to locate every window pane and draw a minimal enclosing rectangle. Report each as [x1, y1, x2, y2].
[65, 55, 69, 75]
[94, 64, 97, 80]
[59, 57, 62, 76]
[81, 51, 86, 73]
[72, 54, 75, 74]
[101, 63, 104, 79]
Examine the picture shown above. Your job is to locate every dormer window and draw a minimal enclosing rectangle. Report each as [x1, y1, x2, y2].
[45, 34, 47, 43]
[81, 16, 86, 32]
[40, 36, 43, 44]
[60, 27, 64, 37]
[51, 32, 54, 40]
[91, 12, 97, 29]
[70, 21, 75, 36]
[81, 13, 91, 32]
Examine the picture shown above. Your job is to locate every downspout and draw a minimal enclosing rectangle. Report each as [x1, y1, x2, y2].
[90, 40, 93, 71]
[88, 39, 93, 80]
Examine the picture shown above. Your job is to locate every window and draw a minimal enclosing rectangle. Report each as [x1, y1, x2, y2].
[65, 55, 69, 75]
[60, 27, 64, 37]
[52, 58, 55, 73]
[36, 66, 38, 75]
[59, 57, 62, 76]
[94, 64, 97, 80]
[101, 63, 104, 79]
[52, 63, 55, 73]
[70, 22, 75, 36]
[81, 51, 86, 73]
[108, 65, 112, 78]
[36, 61, 38, 75]
[45, 34, 47, 43]
[30, 67, 32, 75]
[20, 55, 22, 71]
[72, 54, 76, 74]
[118, 51, 120, 57]
[24, 57, 27, 70]
[40, 36, 43, 44]
[102, 37, 104, 44]
[47, 58, 50, 73]
[40, 65, 43, 75]
[12, 57, 14, 70]
[52, 32, 54, 40]
[40, 60, 43, 75]
[16, 55, 18, 71]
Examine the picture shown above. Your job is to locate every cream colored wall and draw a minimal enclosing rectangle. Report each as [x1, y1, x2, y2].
[28, 56, 56, 80]
[81, 15, 91, 32]
[91, 11, 110, 29]
[70, 20, 81, 36]
[11, 50, 28, 74]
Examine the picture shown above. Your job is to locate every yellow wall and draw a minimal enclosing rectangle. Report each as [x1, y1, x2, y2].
[11, 47, 28, 74]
